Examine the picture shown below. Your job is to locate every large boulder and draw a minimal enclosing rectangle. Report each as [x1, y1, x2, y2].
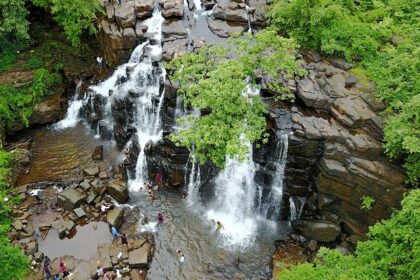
[107, 207, 125, 228]
[134, 0, 154, 19]
[106, 179, 129, 203]
[207, 17, 247, 38]
[291, 219, 341, 242]
[57, 189, 87, 211]
[159, 0, 184, 18]
[114, 1, 136, 28]
[213, 1, 248, 23]
[128, 242, 151, 268]
[162, 20, 188, 42]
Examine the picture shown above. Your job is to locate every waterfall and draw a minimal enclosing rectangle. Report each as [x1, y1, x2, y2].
[54, 80, 83, 129]
[290, 196, 306, 221]
[193, 0, 202, 11]
[245, 5, 252, 34]
[261, 133, 289, 220]
[206, 145, 258, 248]
[185, 155, 201, 205]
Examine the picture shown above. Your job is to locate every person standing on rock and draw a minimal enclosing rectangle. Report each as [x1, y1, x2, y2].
[155, 173, 162, 187]
[44, 256, 52, 279]
[59, 259, 70, 278]
[111, 226, 120, 240]
[120, 232, 128, 244]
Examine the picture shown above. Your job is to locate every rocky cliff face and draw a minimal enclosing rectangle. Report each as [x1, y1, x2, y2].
[284, 53, 407, 243]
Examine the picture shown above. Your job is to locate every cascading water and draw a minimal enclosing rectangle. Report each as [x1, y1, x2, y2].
[206, 146, 258, 248]
[54, 80, 83, 130]
[261, 132, 289, 220]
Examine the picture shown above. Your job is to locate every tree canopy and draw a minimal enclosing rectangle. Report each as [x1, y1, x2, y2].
[167, 30, 305, 168]
[270, 0, 420, 184]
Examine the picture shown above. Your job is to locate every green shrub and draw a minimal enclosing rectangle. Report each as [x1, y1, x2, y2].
[0, 68, 61, 128]
[280, 189, 420, 280]
[31, 0, 103, 46]
[0, 148, 28, 280]
[361, 196, 375, 211]
[269, 0, 420, 184]
[168, 30, 306, 167]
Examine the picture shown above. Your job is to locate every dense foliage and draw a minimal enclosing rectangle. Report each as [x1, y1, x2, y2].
[270, 0, 420, 184]
[0, 68, 61, 128]
[0, 148, 28, 280]
[31, 0, 103, 46]
[0, 0, 29, 71]
[168, 30, 305, 167]
[280, 189, 420, 280]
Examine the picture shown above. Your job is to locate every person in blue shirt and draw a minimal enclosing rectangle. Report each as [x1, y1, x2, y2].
[111, 226, 119, 240]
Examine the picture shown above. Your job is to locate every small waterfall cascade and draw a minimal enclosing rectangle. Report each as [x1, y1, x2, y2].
[290, 196, 306, 221]
[185, 154, 201, 205]
[245, 5, 253, 33]
[206, 144, 258, 248]
[261, 133, 289, 220]
[54, 80, 83, 130]
[193, 0, 202, 11]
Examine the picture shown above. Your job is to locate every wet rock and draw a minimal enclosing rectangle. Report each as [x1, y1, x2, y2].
[26, 240, 38, 255]
[83, 166, 100, 176]
[307, 240, 317, 251]
[34, 252, 44, 262]
[106, 179, 129, 203]
[327, 57, 354, 70]
[29, 91, 66, 126]
[207, 17, 247, 38]
[213, 1, 248, 23]
[160, 0, 184, 18]
[162, 20, 188, 42]
[79, 179, 91, 191]
[203, 0, 217, 9]
[162, 39, 188, 61]
[128, 242, 151, 268]
[73, 207, 87, 218]
[12, 220, 23, 231]
[107, 207, 125, 228]
[135, 0, 154, 19]
[57, 189, 87, 211]
[115, 1, 136, 28]
[249, 0, 268, 27]
[291, 219, 341, 242]
[99, 171, 109, 179]
[345, 74, 357, 88]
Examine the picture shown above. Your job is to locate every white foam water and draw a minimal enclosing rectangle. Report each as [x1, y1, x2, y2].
[54, 80, 83, 129]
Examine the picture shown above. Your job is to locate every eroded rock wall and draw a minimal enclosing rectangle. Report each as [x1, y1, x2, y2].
[285, 54, 407, 242]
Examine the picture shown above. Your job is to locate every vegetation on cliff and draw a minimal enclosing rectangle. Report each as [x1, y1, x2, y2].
[279, 189, 420, 280]
[0, 68, 61, 128]
[0, 148, 29, 279]
[168, 30, 305, 167]
[270, 0, 420, 184]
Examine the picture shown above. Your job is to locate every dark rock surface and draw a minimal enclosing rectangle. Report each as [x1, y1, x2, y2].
[291, 219, 341, 242]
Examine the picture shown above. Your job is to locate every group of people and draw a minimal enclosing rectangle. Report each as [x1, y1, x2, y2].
[43, 256, 70, 280]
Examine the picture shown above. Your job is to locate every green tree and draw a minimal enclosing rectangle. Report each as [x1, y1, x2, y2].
[280, 189, 420, 280]
[32, 0, 103, 46]
[167, 30, 305, 167]
[0, 0, 29, 71]
[269, 0, 420, 184]
[0, 148, 28, 280]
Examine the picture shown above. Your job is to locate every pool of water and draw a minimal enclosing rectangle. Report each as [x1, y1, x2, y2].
[16, 124, 120, 185]
[128, 189, 291, 280]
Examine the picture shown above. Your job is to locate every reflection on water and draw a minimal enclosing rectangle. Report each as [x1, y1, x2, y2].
[37, 222, 112, 260]
[16, 124, 120, 185]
